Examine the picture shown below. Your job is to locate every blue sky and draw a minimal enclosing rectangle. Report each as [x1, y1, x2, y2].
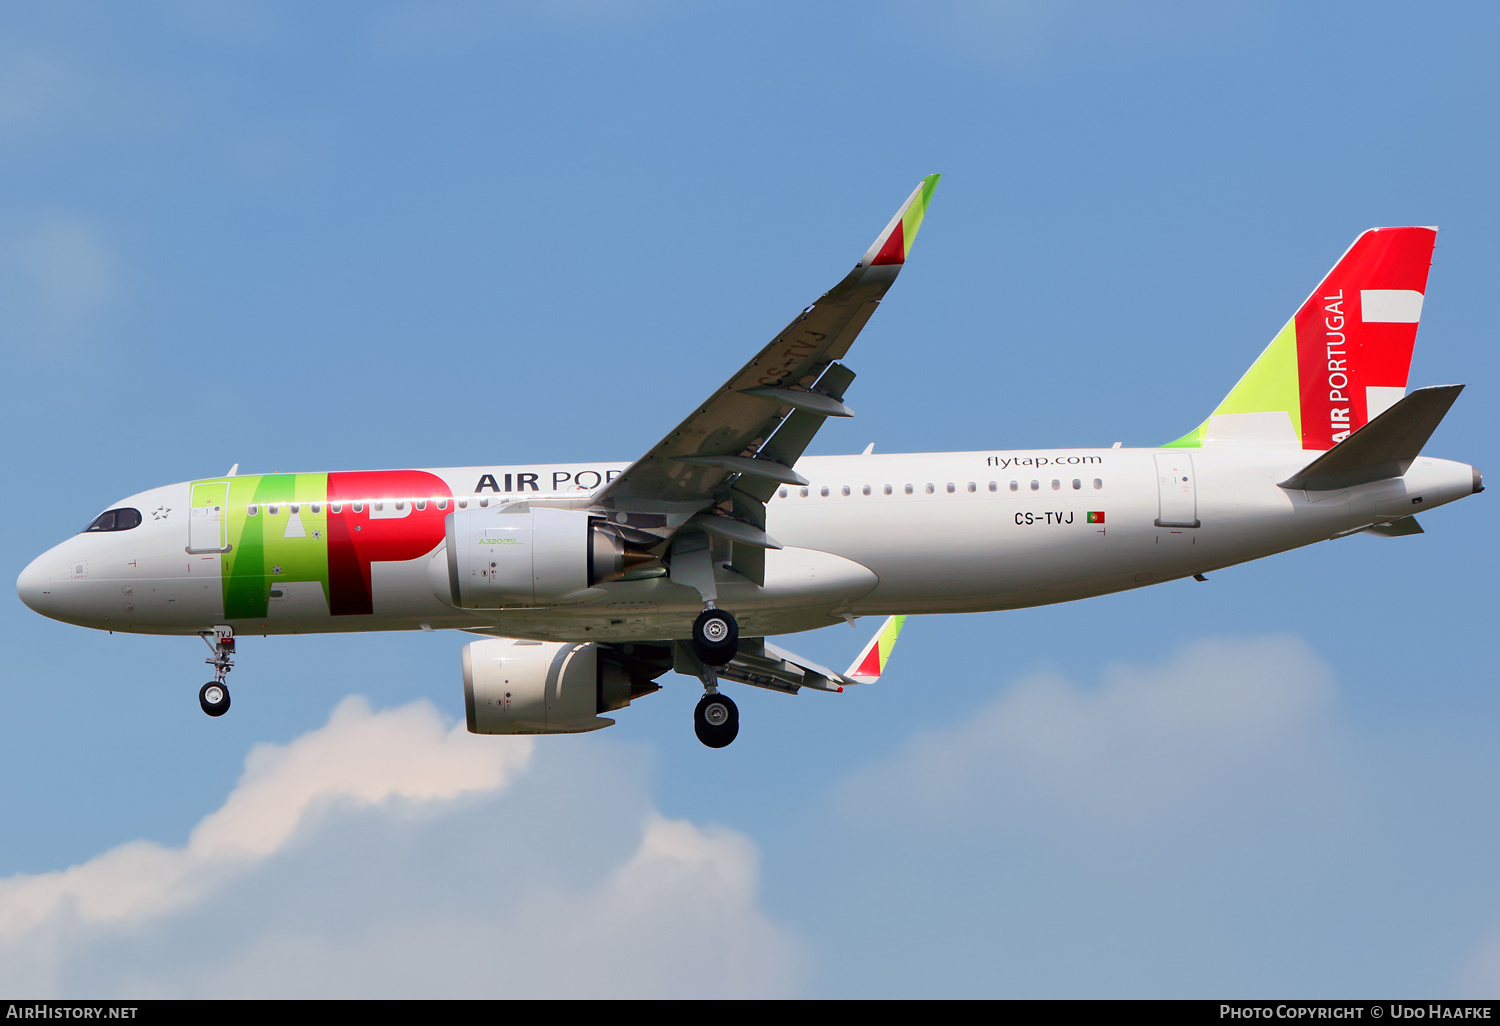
[2, 0, 1498, 997]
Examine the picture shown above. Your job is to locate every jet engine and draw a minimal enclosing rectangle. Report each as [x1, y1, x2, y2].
[462, 637, 664, 735]
[441, 505, 655, 608]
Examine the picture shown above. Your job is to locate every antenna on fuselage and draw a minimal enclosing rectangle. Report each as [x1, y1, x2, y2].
[226, 463, 239, 477]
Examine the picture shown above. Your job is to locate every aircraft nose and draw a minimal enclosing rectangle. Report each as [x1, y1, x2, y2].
[16, 553, 52, 615]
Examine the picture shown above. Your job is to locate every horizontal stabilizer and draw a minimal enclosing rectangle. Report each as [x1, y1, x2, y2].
[1279, 384, 1463, 491]
[1364, 516, 1424, 537]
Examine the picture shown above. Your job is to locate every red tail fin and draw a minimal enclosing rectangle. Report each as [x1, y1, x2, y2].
[1295, 227, 1436, 449]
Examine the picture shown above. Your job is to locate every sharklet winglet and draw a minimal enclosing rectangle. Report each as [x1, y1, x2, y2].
[843, 614, 907, 685]
[859, 175, 941, 269]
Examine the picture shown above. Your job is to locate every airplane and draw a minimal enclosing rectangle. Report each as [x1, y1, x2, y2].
[15, 175, 1483, 748]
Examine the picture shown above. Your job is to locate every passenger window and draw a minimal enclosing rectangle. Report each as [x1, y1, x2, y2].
[1009, 481, 1018, 491]
[862, 485, 871, 496]
[1030, 480, 1039, 491]
[924, 483, 935, 494]
[779, 488, 788, 498]
[988, 481, 998, 492]
[310, 503, 320, 514]
[330, 502, 342, 514]
[373, 501, 383, 512]
[415, 500, 426, 511]
[397, 500, 408, 511]
[820, 486, 829, 497]
[458, 498, 468, 509]
[799, 487, 809, 498]
[841, 485, 850, 496]
[1072, 479, 1081, 490]
[967, 482, 976, 492]
[946, 482, 956, 493]
[352, 502, 364, 513]
[1051, 480, 1060, 490]
[1093, 478, 1103, 489]
[290, 503, 300, 514]
[904, 484, 913, 494]
[268, 505, 279, 516]
[247, 505, 260, 517]
[479, 498, 490, 507]
[884, 484, 893, 495]
[437, 499, 449, 510]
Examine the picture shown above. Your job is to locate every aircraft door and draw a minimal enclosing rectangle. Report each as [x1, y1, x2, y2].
[188, 481, 232, 553]
[1154, 453, 1200, 528]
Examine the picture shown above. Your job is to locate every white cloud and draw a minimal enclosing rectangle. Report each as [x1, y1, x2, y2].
[0, 697, 528, 940]
[777, 636, 1366, 996]
[0, 696, 798, 998]
[836, 635, 1339, 833]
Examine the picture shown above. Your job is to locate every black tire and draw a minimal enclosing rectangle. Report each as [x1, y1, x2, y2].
[694, 692, 739, 748]
[199, 681, 231, 717]
[692, 608, 738, 666]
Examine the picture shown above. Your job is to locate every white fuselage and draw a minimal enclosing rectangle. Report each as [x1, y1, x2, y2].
[16, 447, 1479, 642]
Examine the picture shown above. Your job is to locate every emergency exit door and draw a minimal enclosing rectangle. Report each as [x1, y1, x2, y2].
[1154, 453, 1200, 528]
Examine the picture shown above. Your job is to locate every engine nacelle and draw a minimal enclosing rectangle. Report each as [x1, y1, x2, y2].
[442, 505, 631, 608]
[463, 637, 649, 735]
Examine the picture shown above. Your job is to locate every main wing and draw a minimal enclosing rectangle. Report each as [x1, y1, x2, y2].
[592, 175, 940, 581]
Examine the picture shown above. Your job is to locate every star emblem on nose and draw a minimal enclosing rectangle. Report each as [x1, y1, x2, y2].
[153, 507, 171, 520]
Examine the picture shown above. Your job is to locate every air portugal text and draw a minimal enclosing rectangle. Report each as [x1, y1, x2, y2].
[474, 468, 624, 494]
[1325, 290, 1354, 443]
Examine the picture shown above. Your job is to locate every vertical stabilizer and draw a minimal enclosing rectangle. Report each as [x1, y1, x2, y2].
[1167, 227, 1436, 451]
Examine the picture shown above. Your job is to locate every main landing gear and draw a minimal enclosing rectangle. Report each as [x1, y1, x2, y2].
[692, 607, 738, 666]
[686, 606, 740, 748]
[668, 532, 743, 747]
[198, 625, 234, 718]
[694, 691, 739, 748]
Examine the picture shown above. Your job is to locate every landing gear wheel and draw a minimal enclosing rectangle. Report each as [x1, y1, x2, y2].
[694, 692, 739, 748]
[692, 608, 739, 666]
[199, 681, 231, 717]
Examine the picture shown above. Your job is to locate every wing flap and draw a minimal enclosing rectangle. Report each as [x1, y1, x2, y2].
[712, 618, 907, 696]
[716, 637, 845, 694]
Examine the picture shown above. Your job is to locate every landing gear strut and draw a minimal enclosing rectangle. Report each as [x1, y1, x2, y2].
[694, 691, 739, 748]
[198, 625, 234, 718]
[669, 533, 742, 746]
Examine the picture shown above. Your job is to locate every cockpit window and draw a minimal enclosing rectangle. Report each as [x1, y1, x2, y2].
[82, 508, 142, 533]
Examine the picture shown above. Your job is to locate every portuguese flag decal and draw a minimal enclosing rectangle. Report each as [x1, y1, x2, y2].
[1087, 511, 1105, 524]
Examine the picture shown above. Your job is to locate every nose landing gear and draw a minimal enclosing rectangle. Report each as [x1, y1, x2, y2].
[199, 681, 230, 717]
[198, 625, 234, 718]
